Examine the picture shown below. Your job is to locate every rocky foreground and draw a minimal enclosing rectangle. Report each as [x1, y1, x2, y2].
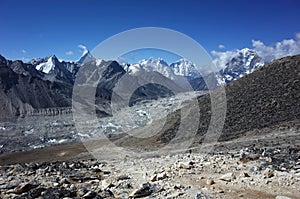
[0, 145, 299, 199]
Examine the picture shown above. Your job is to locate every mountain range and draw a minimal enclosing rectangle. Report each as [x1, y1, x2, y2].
[0, 48, 268, 119]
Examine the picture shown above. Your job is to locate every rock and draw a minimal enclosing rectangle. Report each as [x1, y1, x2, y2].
[69, 184, 76, 190]
[69, 173, 98, 182]
[53, 182, 59, 187]
[157, 172, 167, 180]
[59, 178, 70, 184]
[206, 179, 215, 185]
[194, 192, 210, 199]
[263, 168, 274, 178]
[28, 187, 46, 198]
[116, 180, 133, 189]
[41, 187, 76, 198]
[241, 172, 250, 177]
[166, 192, 183, 198]
[97, 171, 105, 180]
[0, 184, 18, 190]
[217, 189, 224, 193]
[10, 165, 24, 174]
[13, 187, 46, 198]
[129, 183, 153, 198]
[101, 179, 114, 190]
[275, 196, 292, 199]
[149, 174, 157, 182]
[174, 184, 184, 189]
[102, 189, 114, 198]
[13, 183, 39, 194]
[82, 190, 98, 199]
[116, 175, 130, 181]
[240, 154, 260, 163]
[178, 162, 192, 169]
[77, 189, 86, 197]
[219, 172, 236, 182]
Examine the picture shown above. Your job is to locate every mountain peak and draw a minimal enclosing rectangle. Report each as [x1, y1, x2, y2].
[239, 48, 257, 56]
[48, 55, 59, 63]
[138, 57, 169, 66]
[76, 50, 95, 66]
[35, 55, 57, 74]
[50, 54, 57, 58]
[170, 58, 200, 77]
[221, 48, 264, 83]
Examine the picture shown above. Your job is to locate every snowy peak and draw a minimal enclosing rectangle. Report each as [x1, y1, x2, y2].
[124, 57, 203, 80]
[124, 58, 175, 79]
[221, 48, 264, 83]
[76, 50, 95, 66]
[35, 55, 58, 74]
[138, 57, 169, 66]
[170, 58, 201, 77]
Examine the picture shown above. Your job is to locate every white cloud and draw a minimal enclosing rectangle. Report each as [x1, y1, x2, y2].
[65, 51, 74, 56]
[78, 44, 88, 55]
[21, 49, 27, 54]
[211, 32, 300, 69]
[218, 44, 225, 49]
[252, 32, 300, 62]
[211, 50, 236, 69]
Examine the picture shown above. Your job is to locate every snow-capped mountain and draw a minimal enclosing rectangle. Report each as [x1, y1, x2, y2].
[23, 47, 266, 92]
[123, 49, 265, 90]
[35, 55, 57, 74]
[219, 48, 264, 83]
[124, 58, 176, 79]
[76, 50, 95, 66]
[170, 58, 201, 77]
[124, 58, 202, 79]
[123, 57, 224, 90]
[30, 55, 78, 83]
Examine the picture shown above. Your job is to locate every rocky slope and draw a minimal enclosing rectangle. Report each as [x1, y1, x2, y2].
[0, 55, 72, 120]
[115, 54, 300, 149]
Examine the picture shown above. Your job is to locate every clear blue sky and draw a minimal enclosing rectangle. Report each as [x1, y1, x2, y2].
[1, 0, 299, 62]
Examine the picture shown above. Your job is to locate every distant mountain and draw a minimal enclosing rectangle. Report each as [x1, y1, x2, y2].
[30, 55, 78, 84]
[0, 54, 188, 119]
[122, 51, 265, 90]
[170, 58, 201, 78]
[0, 55, 72, 119]
[124, 58, 175, 80]
[18, 48, 266, 92]
[76, 50, 96, 66]
[220, 48, 264, 83]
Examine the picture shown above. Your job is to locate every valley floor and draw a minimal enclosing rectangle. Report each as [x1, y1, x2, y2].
[0, 124, 299, 199]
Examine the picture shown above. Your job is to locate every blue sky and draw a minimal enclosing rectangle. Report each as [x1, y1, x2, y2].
[1, 0, 300, 63]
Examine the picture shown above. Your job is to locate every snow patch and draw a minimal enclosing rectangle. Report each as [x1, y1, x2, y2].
[96, 59, 104, 66]
[24, 129, 34, 135]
